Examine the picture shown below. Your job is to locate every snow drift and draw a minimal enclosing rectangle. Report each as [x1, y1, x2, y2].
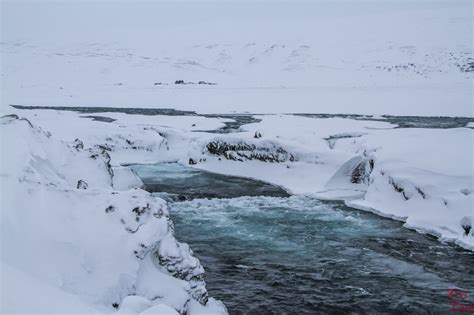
[0, 114, 226, 314]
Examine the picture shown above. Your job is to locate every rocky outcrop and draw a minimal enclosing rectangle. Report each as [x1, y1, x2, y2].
[153, 235, 209, 305]
[72, 138, 84, 150]
[351, 158, 374, 184]
[88, 146, 114, 181]
[206, 140, 295, 163]
[77, 179, 88, 189]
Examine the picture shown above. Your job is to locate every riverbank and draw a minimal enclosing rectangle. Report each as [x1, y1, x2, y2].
[1, 107, 472, 314]
[6, 107, 473, 251]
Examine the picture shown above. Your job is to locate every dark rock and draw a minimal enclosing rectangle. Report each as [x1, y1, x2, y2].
[177, 195, 187, 202]
[153, 245, 209, 305]
[77, 180, 88, 189]
[461, 217, 472, 236]
[198, 81, 217, 85]
[206, 140, 294, 163]
[105, 205, 115, 213]
[72, 138, 84, 150]
[132, 204, 150, 222]
[415, 186, 426, 199]
[175, 80, 185, 84]
[462, 224, 471, 236]
[389, 177, 409, 200]
[96, 144, 112, 151]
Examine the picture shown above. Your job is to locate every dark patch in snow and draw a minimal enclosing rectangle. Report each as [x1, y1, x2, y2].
[415, 186, 427, 199]
[459, 60, 474, 73]
[76, 179, 88, 189]
[72, 138, 84, 150]
[105, 205, 115, 213]
[460, 188, 473, 196]
[389, 177, 410, 200]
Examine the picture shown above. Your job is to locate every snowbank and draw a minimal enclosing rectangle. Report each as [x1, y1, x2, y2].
[0, 114, 227, 314]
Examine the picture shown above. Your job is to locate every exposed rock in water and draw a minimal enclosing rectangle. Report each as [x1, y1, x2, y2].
[76, 179, 88, 189]
[206, 140, 294, 163]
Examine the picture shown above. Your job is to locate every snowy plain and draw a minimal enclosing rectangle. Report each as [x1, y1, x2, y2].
[1, 0, 473, 314]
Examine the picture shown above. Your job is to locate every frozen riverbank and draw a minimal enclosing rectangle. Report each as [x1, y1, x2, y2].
[5, 106, 473, 251]
[0, 115, 227, 314]
[1, 105, 472, 313]
[129, 162, 474, 313]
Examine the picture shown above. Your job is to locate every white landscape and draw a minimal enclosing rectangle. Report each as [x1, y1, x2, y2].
[1, 1, 473, 314]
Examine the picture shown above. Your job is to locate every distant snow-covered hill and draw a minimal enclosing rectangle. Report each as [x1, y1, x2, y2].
[1, 0, 472, 116]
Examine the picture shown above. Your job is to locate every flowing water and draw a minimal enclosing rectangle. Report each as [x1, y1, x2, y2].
[131, 163, 474, 314]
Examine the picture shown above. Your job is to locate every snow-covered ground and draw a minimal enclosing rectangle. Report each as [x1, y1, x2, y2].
[4, 109, 473, 251]
[0, 114, 227, 314]
[1, 0, 473, 313]
[1, 0, 472, 116]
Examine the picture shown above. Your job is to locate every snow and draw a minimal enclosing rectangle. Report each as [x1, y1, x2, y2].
[1, 0, 473, 312]
[1, 0, 472, 116]
[1, 262, 99, 314]
[4, 108, 472, 253]
[0, 115, 227, 314]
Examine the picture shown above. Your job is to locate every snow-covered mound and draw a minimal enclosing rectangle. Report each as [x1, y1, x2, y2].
[0, 114, 226, 314]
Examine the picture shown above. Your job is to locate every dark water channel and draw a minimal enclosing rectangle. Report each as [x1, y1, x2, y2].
[131, 163, 474, 315]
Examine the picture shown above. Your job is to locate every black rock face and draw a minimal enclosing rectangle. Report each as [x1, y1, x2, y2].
[206, 140, 294, 163]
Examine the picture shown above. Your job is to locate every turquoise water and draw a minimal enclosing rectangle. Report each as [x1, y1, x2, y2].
[132, 163, 474, 314]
